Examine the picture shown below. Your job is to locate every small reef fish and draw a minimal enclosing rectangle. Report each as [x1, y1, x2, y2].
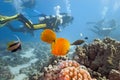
[51, 38, 70, 56]
[41, 29, 56, 44]
[40, 29, 70, 56]
[84, 37, 88, 40]
[71, 39, 85, 45]
[7, 35, 21, 52]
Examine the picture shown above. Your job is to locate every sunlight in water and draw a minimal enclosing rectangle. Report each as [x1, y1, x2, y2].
[12, 0, 23, 13]
[63, 0, 72, 15]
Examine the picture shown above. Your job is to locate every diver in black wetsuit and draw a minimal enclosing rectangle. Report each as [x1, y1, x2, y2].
[38, 13, 73, 32]
[0, 13, 73, 35]
[0, 14, 46, 36]
[87, 19, 117, 36]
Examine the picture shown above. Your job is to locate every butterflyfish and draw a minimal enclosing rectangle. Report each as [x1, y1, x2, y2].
[41, 29, 56, 44]
[51, 38, 70, 56]
[7, 35, 21, 52]
[40, 29, 70, 56]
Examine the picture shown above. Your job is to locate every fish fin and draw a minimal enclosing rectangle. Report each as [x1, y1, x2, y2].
[14, 35, 21, 42]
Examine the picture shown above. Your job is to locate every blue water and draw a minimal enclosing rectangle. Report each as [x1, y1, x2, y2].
[0, 0, 120, 43]
[1, 1, 120, 80]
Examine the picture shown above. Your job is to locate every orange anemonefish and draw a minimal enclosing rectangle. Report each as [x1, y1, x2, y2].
[40, 29, 70, 56]
[7, 35, 21, 52]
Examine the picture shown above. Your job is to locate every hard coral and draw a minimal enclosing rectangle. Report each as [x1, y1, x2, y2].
[43, 60, 95, 80]
[57, 60, 95, 80]
[73, 37, 120, 79]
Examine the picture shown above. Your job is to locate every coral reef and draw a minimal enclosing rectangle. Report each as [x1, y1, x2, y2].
[1, 37, 120, 80]
[0, 58, 14, 80]
[73, 37, 120, 79]
[0, 42, 52, 80]
[108, 69, 120, 80]
[41, 60, 95, 80]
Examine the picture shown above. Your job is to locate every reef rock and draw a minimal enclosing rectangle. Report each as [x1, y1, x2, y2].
[40, 60, 96, 80]
[108, 69, 120, 80]
[73, 37, 120, 79]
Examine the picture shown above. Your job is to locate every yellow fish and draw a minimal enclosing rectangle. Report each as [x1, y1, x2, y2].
[40, 29, 70, 56]
[51, 38, 70, 56]
[41, 29, 56, 44]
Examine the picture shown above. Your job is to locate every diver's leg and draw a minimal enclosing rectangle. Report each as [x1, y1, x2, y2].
[93, 25, 101, 31]
[33, 23, 46, 30]
[17, 14, 34, 29]
[90, 29, 100, 35]
[0, 14, 19, 26]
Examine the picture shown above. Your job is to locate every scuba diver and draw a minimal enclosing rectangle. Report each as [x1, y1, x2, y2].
[87, 19, 105, 28]
[38, 13, 73, 32]
[0, 13, 73, 36]
[0, 14, 46, 36]
[87, 19, 117, 36]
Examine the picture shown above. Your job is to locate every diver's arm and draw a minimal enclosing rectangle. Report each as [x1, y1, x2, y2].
[47, 17, 60, 31]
